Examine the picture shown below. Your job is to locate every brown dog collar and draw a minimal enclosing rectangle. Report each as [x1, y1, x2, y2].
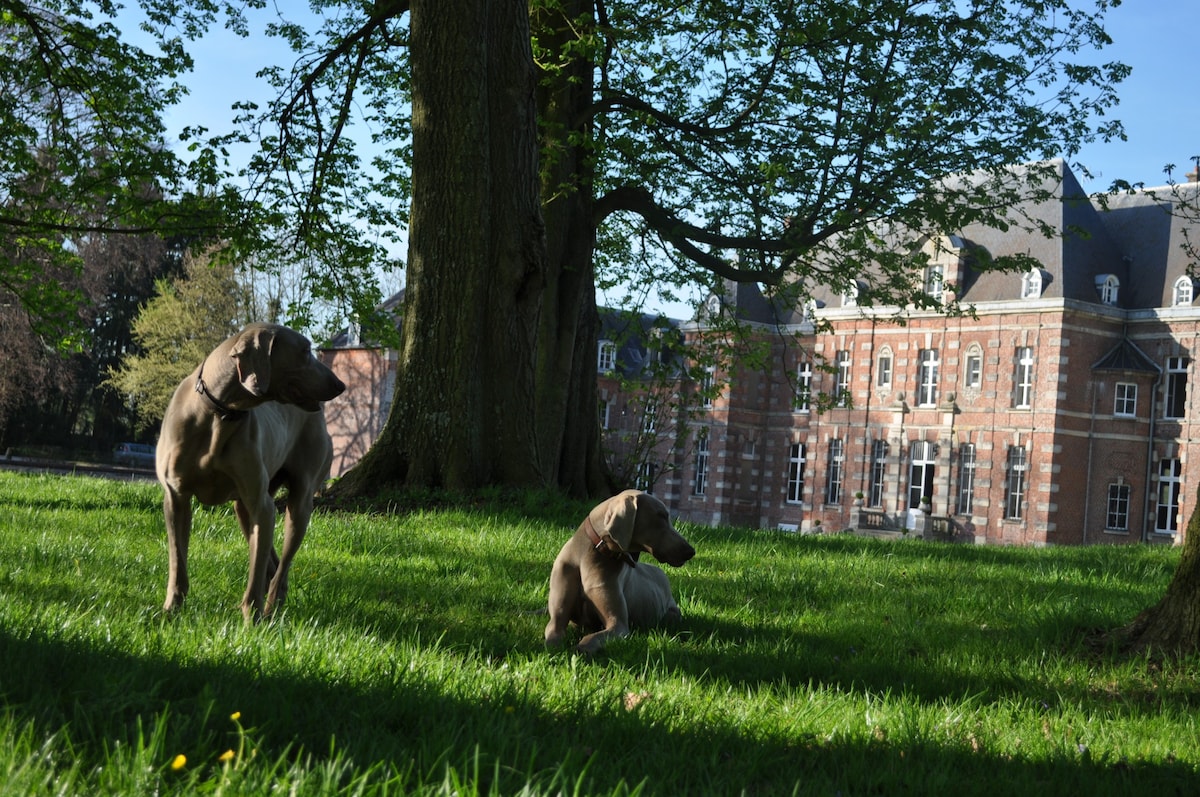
[195, 365, 249, 422]
[583, 516, 637, 568]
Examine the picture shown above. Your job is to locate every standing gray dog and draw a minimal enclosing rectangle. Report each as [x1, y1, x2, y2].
[545, 490, 695, 654]
[156, 323, 345, 622]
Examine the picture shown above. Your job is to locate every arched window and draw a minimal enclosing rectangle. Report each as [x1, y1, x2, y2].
[1173, 276, 1194, 307]
[1096, 274, 1119, 306]
[841, 281, 859, 307]
[1021, 269, 1042, 299]
[962, 344, 984, 389]
[876, 347, 894, 389]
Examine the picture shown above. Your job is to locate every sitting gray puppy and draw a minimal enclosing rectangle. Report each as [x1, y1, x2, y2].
[545, 490, 694, 654]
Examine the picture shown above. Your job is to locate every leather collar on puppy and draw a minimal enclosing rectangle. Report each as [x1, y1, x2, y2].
[583, 515, 637, 568]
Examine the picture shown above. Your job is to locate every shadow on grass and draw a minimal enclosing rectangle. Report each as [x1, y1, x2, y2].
[1, 625, 1197, 795]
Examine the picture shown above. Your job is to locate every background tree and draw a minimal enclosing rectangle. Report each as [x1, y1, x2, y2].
[107, 249, 255, 429]
[0, 2, 239, 336]
[0, 213, 174, 453]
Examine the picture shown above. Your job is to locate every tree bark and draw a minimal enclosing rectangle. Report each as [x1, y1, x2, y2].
[332, 0, 610, 497]
[531, 0, 611, 497]
[1114, 483, 1200, 656]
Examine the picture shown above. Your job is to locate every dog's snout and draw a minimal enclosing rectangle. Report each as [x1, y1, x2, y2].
[656, 539, 695, 568]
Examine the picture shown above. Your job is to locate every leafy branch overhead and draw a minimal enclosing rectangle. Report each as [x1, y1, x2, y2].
[239, 0, 1126, 311]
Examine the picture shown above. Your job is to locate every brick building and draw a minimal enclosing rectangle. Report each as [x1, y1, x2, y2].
[601, 161, 1199, 545]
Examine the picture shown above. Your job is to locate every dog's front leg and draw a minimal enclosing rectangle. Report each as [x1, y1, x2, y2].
[162, 488, 192, 612]
[575, 579, 630, 655]
[545, 559, 583, 648]
[239, 494, 277, 624]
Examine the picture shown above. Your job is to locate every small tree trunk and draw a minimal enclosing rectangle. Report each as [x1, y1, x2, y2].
[1114, 483, 1200, 656]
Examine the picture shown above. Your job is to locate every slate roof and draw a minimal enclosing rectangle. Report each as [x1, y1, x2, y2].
[1091, 338, 1161, 374]
[697, 160, 1199, 320]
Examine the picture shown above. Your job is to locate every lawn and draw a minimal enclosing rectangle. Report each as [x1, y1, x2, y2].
[0, 471, 1197, 795]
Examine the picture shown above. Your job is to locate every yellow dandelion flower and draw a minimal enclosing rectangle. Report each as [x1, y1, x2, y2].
[170, 754, 187, 771]
[218, 749, 236, 763]
[230, 711, 242, 722]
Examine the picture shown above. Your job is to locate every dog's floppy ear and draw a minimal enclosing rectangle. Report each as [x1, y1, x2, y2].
[593, 491, 638, 550]
[230, 326, 276, 397]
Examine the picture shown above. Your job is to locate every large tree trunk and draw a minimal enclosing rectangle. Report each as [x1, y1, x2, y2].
[1115, 484, 1200, 656]
[332, 0, 609, 497]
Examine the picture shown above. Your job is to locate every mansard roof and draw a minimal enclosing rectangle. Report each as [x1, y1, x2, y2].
[702, 160, 1199, 323]
[956, 160, 1130, 305]
[1095, 182, 1199, 310]
[597, 307, 684, 378]
[694, 279, 809, 327]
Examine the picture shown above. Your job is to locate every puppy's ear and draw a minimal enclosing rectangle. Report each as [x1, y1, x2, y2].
[230, 326, 276, 397]
[594, 491, 638, 550]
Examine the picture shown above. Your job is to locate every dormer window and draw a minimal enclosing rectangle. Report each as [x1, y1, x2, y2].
[924, 262, 944, 300]
[842, 281, 859, 307]
[1173, 276, 1194, 307]
[1096, 274, 1119, 306]
[597, 340, 617, 372]
[1021, 269, 1043, 299]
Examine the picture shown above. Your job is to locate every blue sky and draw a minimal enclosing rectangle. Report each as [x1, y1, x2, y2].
[1071, 0, 1200, 188]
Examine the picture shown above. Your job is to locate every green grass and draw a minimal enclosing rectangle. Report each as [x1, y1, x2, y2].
[0, 471, 1198, 795]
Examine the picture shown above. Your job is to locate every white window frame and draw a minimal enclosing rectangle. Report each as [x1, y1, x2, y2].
[868, 440, 888, 508]
[1106, 483, 1131, 531]
[597, 340, 617, 372]
[1165, 357, 1189, 419]
[1114, 382, 1137, 418]
[1096, 274, 1120, 305]
[907, 440, 936, 509]
[642, 398, 657, 434]
[636, 461, 657, 494]
[834, 350, 852, 407]
[924, 262, 944, 300]
[956, 443, 976, 516]
[1156, 458, 1182, 534]
[1173, 276, 1194, 307]
[963, 347, 983, 389]
[1021, 269, 1042, 299]
[794, 362, 812, 413]
[917, 348, 939, 407]
[786, 442, 806, 504]
[876, 350, 893, 389]
[700, 366, 717, 409]
[692, 433, 709, 496]
[1013, 346, 1034, 409]
[825, 438, 845, 505]
[1004, 446, 1028, 520]
[599, 398, 610, 430]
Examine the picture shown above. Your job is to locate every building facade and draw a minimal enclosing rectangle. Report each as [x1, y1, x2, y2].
[600, 162, 1200, 545]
